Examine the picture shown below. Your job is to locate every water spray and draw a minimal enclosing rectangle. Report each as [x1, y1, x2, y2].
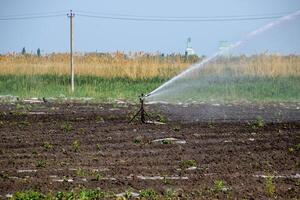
[129, 93, 152, 123]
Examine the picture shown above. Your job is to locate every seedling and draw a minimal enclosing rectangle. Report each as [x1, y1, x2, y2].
[43, 142, 53, 150]
[265, 176, 275, 197]
[61, 122, 72, 133]
[36, 160, 46, 168]
[173, 125, 181, 132]
[95, 173, 102, 181]
[12, 190, 45, 200]
[251, 116, 265, 129]
[213, 180, 228, 192]
[72, 140, 80, 152]
[78, 189, 105, 199]
[76, 167, 86, 177]
[157, 114, 167, 123]
[288, 143, 300, 153]
[96, 144, 101, 151]
[162, 176, 171, 185]
[164, 188, 176, 198]
[179, 159, 197, 170]
[95, 116, 104, 122]
[124, 189, 133, 199]
[162, 139, 172, 144]
[133, 138, 141, 144]
[139, 188, 157, 199]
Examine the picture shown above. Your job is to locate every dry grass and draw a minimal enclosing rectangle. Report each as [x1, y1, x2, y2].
[0, 52, 194, 79]
[0, 52, 299, 78]
[202, 54, 300, 77]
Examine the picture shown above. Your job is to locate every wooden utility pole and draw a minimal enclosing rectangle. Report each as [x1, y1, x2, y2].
[67, 10, 75, 92]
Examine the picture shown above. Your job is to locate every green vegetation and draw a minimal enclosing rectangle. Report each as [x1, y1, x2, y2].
[0, 75, 164, 102]
[172, 125, 181, 132]
[265, 176, 276, 197]
[179, 159, 197, 170]
[133, 138, 142, 144]
[42, 142, 53, 150]
[36, 160, 46, 168]
[72, 140, 80, 152]
[250, 116, 265, 129]
[212, 180, 228, 192]
[162, 139, 172, 145]
[149, 75, 300, 103]
[288, 143, 300, 153]
[61, 122, 73, 133]
[0, 74, 299, 102]
[75, 167, 86, 177]
[139, 188, 158, 200]
[12, 190, 45, 200]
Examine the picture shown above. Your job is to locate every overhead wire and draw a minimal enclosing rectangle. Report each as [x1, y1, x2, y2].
[0, 10, 299, 22]
[76, 13, 286, 22]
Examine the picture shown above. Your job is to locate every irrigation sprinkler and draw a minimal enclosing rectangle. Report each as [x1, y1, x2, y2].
[129, 93, 152, 123]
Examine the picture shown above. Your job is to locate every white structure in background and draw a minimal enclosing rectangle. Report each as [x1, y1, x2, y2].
[218, 40, 230, 57]
[185, 37, 196, 56]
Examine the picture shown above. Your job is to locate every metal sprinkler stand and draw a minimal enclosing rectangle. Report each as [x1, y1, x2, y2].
[129, 94, 151, 123]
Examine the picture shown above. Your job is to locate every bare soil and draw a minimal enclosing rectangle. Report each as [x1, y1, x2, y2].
[0, 102, 299, 199]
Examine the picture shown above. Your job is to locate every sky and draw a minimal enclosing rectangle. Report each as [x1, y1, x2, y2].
[0, 0, 299, 55]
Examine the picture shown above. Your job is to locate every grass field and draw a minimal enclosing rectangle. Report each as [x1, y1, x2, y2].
[0, 53, 299, 102]
[0, 75, 166, 102]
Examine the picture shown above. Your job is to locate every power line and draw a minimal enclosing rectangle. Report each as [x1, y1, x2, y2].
[76, 10, 293, 19]
[0, 13, 66, 21]
[0, 9, 299, 22]
[76, 13, 287, 22]
[0, 10, 68, 18]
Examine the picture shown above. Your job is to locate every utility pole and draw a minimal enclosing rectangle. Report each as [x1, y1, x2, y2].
[67, 10, 75, 92]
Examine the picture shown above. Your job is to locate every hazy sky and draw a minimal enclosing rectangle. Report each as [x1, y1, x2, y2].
[0, 0, 299, 55]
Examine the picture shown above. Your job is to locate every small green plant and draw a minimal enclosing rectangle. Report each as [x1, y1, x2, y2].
[179, 159, 197, 170]
[133, 138, 141, 144]
[213, 180, 227, 192]
[96, 143, 101, 151]
[61, 122, 72, 133]
[76, 167, 86, 177]
[62, 176, 69, 182]
[163, 188, 176, 199]
[139, 188, 158, 200]
[12, 190, 45, 200]
[173, 125, 181, 132]
[162, 176, 171, 185]
[265, 176, 275, 197]
[95, 116, 104, 122]
[288, 147, 295, 153]
[124, 189, 133, 199]
[288, 143, 300, 153]
[36, 160, 46, 168]
[162, 139, 172, 144]
[251, 116, 265, 129]
[78, 189, 105, 199]
[157, 114, 167, 123]
[42, 142, 53, 150]
[95, 173, 102, 181]
[72, 140, 80, 152]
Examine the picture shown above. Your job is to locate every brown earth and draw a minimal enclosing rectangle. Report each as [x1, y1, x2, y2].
[0, 102, 299, 199]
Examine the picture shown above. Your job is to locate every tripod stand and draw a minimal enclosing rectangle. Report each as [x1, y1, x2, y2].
[129, 94, 152, 123]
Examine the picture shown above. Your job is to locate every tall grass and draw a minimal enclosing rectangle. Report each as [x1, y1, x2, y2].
[0, 74, 166, 101]
[0, 52, 197, 79]
[0, 52, 299, 102]
[0, 53, 299, 78]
